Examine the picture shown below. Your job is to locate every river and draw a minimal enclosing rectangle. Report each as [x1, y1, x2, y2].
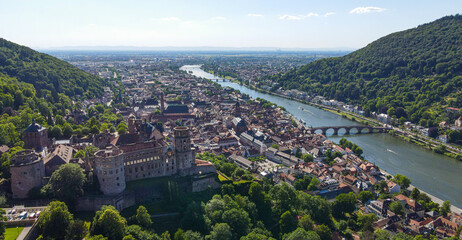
[180, 65, 462, 208]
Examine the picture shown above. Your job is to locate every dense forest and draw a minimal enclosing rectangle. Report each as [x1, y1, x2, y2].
[269, 15, 462, 127]
[0, 38, 106, 99]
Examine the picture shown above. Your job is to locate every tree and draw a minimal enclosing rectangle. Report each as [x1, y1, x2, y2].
[307, 177, 320, 191]
[181, 201, 207, 233]
[222, 208, 251, 238]
[298, 215, 314, 231]
[221, 184, 235, 196]
[0, 208, 5, 239]
[301, 154, 314, 162]
[270, 183, 297, 215]
[117, 122, 128, 135]
[357, 213, 378, 233]
[440, 200, 451, 217]
[66, 220, 89, 240]
[91, 206, 127, 240]
[161, 231, 172, 240]
[332, 192, 357, 218]
[389, 202, 405, 215]
[359, 191, 374, 204]
[280, 211, 298, 235]
[208, 223, 232, 240]
[42, 163, 86, 205]
[315, 225, 332, 240]
[393, 174, 411, 189]
[174, 229, 186, 240]
[39, 201, 74, 240]
[410, 188, 420, 200]
[284, 228, 320, 240]
[63, 123, 74, 138]
[135, 205, 152, 228]
[184, 231, 203, 240]
[48, 125, 63, 139]
[74, 150, 86, 159]
[374, 229, 390, 240]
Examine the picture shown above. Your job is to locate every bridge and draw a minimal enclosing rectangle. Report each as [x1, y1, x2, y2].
[307, 125, 387, 135]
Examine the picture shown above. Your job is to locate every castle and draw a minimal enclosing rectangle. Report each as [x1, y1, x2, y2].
[11, 115, 216, 200]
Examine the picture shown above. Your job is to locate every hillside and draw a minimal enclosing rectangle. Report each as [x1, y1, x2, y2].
[271, 15, 462, 127]
[0, 38, 105, 99]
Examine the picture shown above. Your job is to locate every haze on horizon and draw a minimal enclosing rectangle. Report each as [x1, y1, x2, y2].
[1, 0, 461, 50]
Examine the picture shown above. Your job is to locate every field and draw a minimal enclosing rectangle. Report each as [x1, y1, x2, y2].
[4, 227, 24, 240]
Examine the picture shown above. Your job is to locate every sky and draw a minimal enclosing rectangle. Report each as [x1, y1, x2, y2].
[0, 0, 461, 50]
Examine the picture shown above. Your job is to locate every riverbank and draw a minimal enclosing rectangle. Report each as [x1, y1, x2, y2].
[379, 170, 462, 214]
[228, 79, 462, 161]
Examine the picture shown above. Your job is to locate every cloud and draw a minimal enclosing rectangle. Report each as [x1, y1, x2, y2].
[280, 12, 319, 20]
[349, 7, 385, 14]
[212, 16, 226, 20]
[324, 12, 335, 17]
[248, 13, 264, 17]
[160, 17, 181, 22]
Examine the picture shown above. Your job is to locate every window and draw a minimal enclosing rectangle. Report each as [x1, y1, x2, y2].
[116, 177, 119, 180]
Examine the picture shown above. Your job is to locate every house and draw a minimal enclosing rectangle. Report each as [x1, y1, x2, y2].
[393, 194, 425, 217]
[438, 135, 449, 143]
[455, 117, 462, 127]
[429, 217, 459, 239]
[387, 180, 401, 194]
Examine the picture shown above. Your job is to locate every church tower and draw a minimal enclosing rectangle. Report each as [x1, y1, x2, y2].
[174, 126, 193, 173]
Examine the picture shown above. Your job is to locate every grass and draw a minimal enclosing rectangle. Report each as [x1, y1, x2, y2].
[4, 227, 24, 240]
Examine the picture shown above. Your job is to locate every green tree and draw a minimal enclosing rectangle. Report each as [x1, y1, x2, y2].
[174, 229, 186, 240]
[301, 154, 314, 162]
[42, 163, 86, 205]
[332, 192, 357, 218]
[91, 206, 127, 240]
[410, 188, 420, 200]
[298, 215, 314, 231]
[440, 200, 451, 217]
[389, 202, 405, 215]
[315, 225, 332, 240]
[66, 220, 89, 240]
[117, 122, 128, 135]
[135, 205, 152, 228]
[221, 184, 235, 196]
[357, 213, 378, 233]
[284, 228, 320, 240]
[359, 191, 374, 204]
[0, 208, 6, 239]
[208, 223, 232, 240]
[280, 211, 298, 235]
[74, 150, 86, 159]
[393, 174, 411, 189]
[374, 229, 390, 240]
[39, 201, 74, 240]
[307, 177, 320, 191]
[222, 208, 251, 238]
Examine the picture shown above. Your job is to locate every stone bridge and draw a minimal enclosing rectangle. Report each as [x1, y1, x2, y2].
[307, 125, 387, 135]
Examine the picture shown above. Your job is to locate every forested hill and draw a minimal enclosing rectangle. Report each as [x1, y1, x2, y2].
[271, 15, 462, 126]
[0, 38, 105, 99]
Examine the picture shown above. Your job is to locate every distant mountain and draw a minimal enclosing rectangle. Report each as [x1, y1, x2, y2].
[271, 15, 462, 126]
[39, 45, 355, 52]
[0, 38, 105, 99]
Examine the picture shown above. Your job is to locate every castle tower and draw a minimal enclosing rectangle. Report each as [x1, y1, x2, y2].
[174, 126, 193, 172]
[94, 146, 126, 195]
[23, 120, 48, 151]
[10, 150, 45, 199]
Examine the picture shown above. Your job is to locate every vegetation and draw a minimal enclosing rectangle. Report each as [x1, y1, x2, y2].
[270, 15, 462, 126]
[0, 38, 106, 99]
[41, 163, 86, 206]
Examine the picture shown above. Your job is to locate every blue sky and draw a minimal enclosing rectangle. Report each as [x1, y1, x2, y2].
[1, 0, 461, 49]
